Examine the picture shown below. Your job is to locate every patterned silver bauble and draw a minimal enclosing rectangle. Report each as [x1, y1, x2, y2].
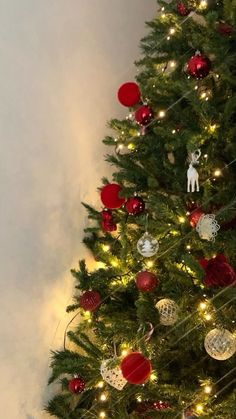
[137, 232, 159, 257]
[204, 328, 236, 361]
[155, 298, 179, 326]
[100, 358, 127, 390]
[196, 214, 220, 241]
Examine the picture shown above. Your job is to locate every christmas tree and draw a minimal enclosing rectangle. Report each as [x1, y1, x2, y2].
[46, 1, 236, 418]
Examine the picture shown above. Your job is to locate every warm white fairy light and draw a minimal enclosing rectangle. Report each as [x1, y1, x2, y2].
[172, 129, 176, 134]
[204, 385, 212, 394]
[99, 411, 106, 418]
[100, 394, 107, 402]
[102, 244, 110, 252]
[200, 92, 207, 99]
[196, 404, 204, 414]
[169, 28, 176, 35]
[150, 372, 157, 381]
[199, 0, 207, 9]
[167, 36, 170, 40]
[214, 169, 222, 177]
[179, 216, 185, 224]
[199, 302, 207, 310]
[158, 110, 166, 118]
[170, 61, 176, 68]
[146, 260, 154, 268]
[137, 395, 142, 402]
[204, 313, 212, 321]
[204, 154, 208, 158]
[186, 244, 191, 250]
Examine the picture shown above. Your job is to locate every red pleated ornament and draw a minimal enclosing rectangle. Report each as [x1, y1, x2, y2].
[187, 53, 211, 79]
[79, 291, 101, 312]
[121, 352, 152, 384]
[217, 22, 233, 36]
[68, 377, 85, 394]
[199, 255, 236, 288]
[135, 400, 170, 414]
[177, 2, 191, 16]
[135, 105, 153, 126]
[101, 209, 113, 221]
[188, 208, 204, 227]
[100, 183, 125, 209]
[125, 196, 145, 215]
[117, 82, 141, 107]
[101, 220, 117, 232]
[136, 270, 158, 292]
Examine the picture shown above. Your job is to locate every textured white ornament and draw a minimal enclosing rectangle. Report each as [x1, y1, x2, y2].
[137, 232, 159, 257]
[100, 359, 127, 390]
[196, 214, 220, 241]
[187, 149, 201, 193]
[204, 328, 236, 361]
[155, 298, 179, 326]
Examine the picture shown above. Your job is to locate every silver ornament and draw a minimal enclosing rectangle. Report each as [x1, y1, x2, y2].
[196, 214, 220, 241]
[204, 328, 236, 361]
[137, 232, 159, 257]
[155, 298, 179, 326]
[100, 358, 127, 390]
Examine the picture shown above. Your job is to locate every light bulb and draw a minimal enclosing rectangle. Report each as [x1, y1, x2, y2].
[100, 394, 107, 402]
[199, 0, 207, 9]
[200, 92, 207, 99]
[99, 412, 106, 418]
[186, 245, 191, 250]
[146, 260, 154, 268]
[97, 381, 104, 388]
[170, 61, 176, 68]
[137, 396, 142, 402]
[172, 129, 176, 134]
[204, 385, 212, 394]
[158, 110, 166, 118]
[150, 372, 157, 381]
[102, 244, 110, 252]
[214, 169, 221, 177]
[179, 216, 185, 223]
[204, 313, 212, 321]
[169, 28, 175, 35]
[196, 404, 204, 414]
[199, 302, 207, 310]
[167, 36, 170, 40]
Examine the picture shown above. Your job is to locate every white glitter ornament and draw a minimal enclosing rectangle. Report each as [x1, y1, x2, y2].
[155, 298, 179, 326]
[137, 232, 159, 257]
[204, 328, 236, 361]
[100, 358, 127, 390]
[196, 214, 220, 241]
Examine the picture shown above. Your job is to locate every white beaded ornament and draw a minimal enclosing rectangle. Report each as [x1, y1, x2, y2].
[155, 298, 179, 326]
[204, 328, 236, 361]
[100, 359, 127, 390]
[196, 214, 220, 241]
[137, 232, 159, 257]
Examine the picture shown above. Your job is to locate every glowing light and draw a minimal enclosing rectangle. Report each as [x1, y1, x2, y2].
[158, 110, 166, 118]
[128, 143, 135, 150]
[194, 85, 198, 90]
[200, 92, 207, 99]
[199, 302, 207, 310]
[100, 394, 107, 402]
[161, 13, 166, 18]
[150, 372, 157, 381]
[170, 61, 176, 68]
[146, 260, 154, 268]
[186, 245, 191, 250]
[102, 244, 110, 252]
[204, 385, 212, 394]
[167, 36, 170, 40]
[137, 396, 142, 402]
[204, 313, 212, 321]
[209, 124, 217, 133]
[161, 6, 165, 10]
[204, 154, 208, 158]
[214, 169, 221, 177]
[199, 0, 207, 9]
[111, 260, 118, 267]
[121, 349, 129, 356]
[97, 381, 104, 388]
[99, 412, 106, 418]
[196, 404, 204, 414]
[179, 216, 185, 224]
[172, 129, 176, 134]
[169, 28, 176, 35]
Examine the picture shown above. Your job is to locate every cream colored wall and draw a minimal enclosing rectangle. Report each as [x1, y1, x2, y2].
[0, 1, 156, 417]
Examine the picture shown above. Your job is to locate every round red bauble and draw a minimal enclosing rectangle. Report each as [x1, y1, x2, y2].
[125, 196, 145, 215]
[199, 255, 236, 287]
[79, 291, 101, 311]
[188, 208, 204, 228]
[135, 400, 170, 414]
[100, 183, 125, 209]
[68, 377, 85, 394]
[121, 352, 152, 384]
[217, 22, 233, 36]
[136, 270, 158, 292]
[177, 2, 191, 16]
[135, 105, 153, 126]
[187, 53, 211, 79]
[101, 220, 117, 232]
[101, 209, 113, 221]
[117, 82, 141, 107]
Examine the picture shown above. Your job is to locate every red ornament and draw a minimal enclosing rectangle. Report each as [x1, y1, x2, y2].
[117, 82, 141, 107]
[101, 209, 113, 221]
[121, 352, 152, 384]
[101, 220, 117, 232]
[199, 255, 236, 288]
[100, 183, 125, 209]
[187, 53, 211, 79]
[135, 105, 153, 126]
[177, 2, 191, 16]
[135, 400, 170, 414]
[136, 270, 158, 292]
[217, 22, 233, 36]
[68, 377, 85, 394]
[125, 196, 145, 215]
[79, 291, 101, 311]
[188, 208, 204, 227]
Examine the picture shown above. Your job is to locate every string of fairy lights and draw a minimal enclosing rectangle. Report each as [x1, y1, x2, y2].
[51, 0, 236, 417]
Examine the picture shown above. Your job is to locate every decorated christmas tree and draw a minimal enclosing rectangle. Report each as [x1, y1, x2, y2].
[46, 1, 236, 418]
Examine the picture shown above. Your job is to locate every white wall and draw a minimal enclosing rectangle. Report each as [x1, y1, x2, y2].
[0, 1, 156, 417]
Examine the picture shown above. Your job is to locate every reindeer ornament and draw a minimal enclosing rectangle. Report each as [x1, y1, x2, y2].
[187, 149, 201, 193]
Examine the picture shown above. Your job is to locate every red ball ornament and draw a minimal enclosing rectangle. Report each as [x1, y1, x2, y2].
[101, 219, 117, 232]
[199, 255, 236, 288]
[125, 196, 145, 215]
[217, 22, 233, 37]
[121, 352, 152, 384]
[188, 208, 204, 227]
[136, 270, 158, 292]
[135, 105, 153, 126]
[68, 377, 85, 394]
[187, 53, 211, 79]
[100, 183, 125, 209]
[117, 82, 141, 107]
[135, 400, 170, 414]
[79, 291, 101, 312]
[101, 209, 113, 221]
[177, 2, 191, 16]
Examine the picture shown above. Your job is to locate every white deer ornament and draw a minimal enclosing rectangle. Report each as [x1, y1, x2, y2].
[187, 149, 201, 193]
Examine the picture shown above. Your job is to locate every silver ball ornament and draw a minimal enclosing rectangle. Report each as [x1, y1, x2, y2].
[137, 232, 159, 257]
[155, 298, 179, 326]
[204, 328, 236, 360]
